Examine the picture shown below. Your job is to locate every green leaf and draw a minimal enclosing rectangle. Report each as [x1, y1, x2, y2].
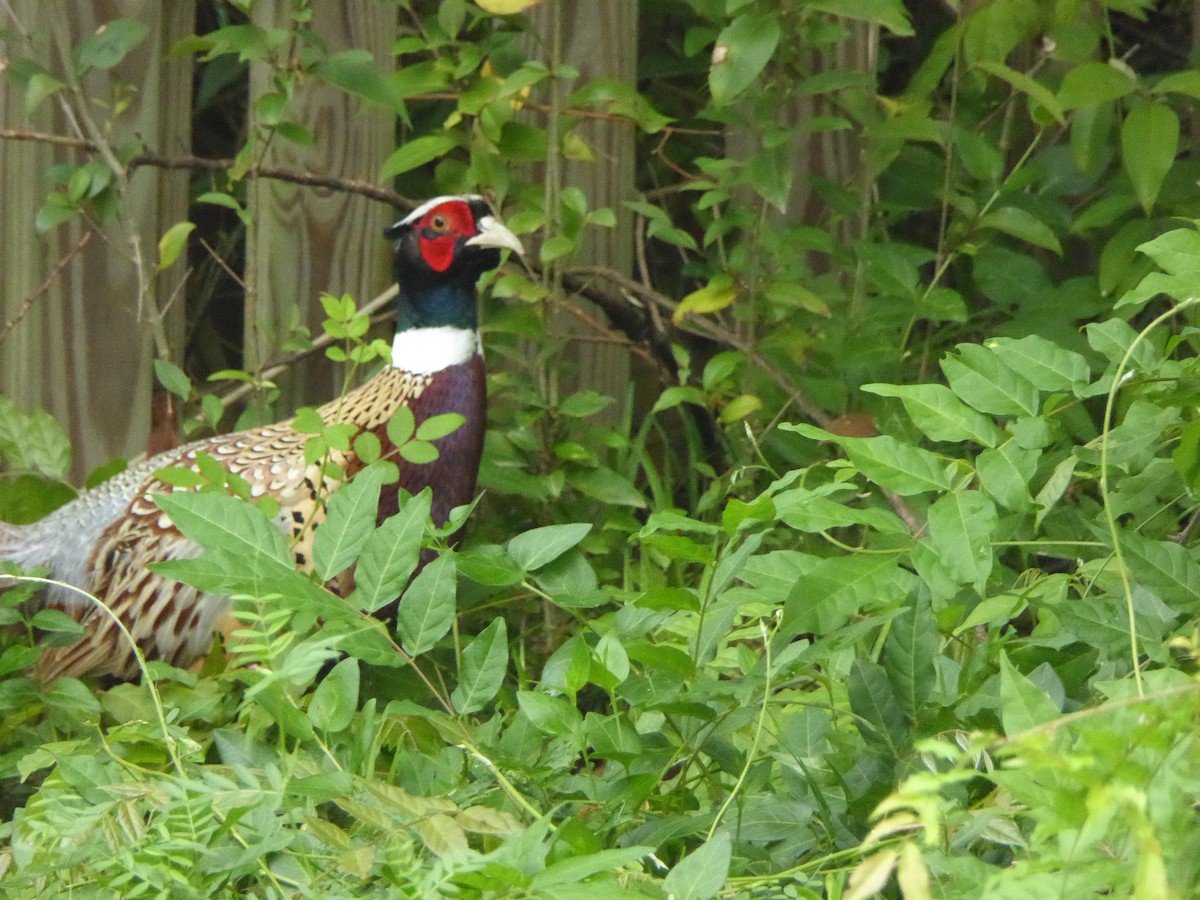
[352, 491, 431, 613]
[380, 134, 459, 180]
[862, 382, 1001, 446]
[782, 554, 910, 637]
[883, 594, 937, 718]
[316, 49, 406, 112]
[709, 13, 780, 107]
[387, 405, 415, 446]
[674, 275, 738, 322]
[452, 617, 507, 715]
[663, 831, 732, 900]
[984, 335, 1091, 394]
[312, 464, 387, 581]
[783, 424, 953, 495]
[1057, 61, 1137, 110]
[531, 847, 655, 891]
[998, 651, 1059, 735]
[399, 440, 439, 464]
[308, 657, 359, 732]
[847, 659, 908, 753]
[558, 391, 614, 418]
[1134, 227, 1200, 277]
[507, 523, 591, 572]
[974, 60, 1065, 124]
[154, 491, 291, 569]
[941, 343, 1040, 417]
[73, 18, 149, 71]
[457, 543, 523, 585]
[157, 221, 195, 270]
[806, 0, 913, 35]
[415, 413, 464, 442]
[1119, 531, 1200, 609]
[152, 358, 191, 401]
[926, 491, 997, 594]
[517, 690, 582, 735]
[1122, 102, 1179, 214]
[976, 443, 1039, 512]
[395, 553, 457, 656]
[569, 467, 646, 508]
[976, 206, 1061, 254]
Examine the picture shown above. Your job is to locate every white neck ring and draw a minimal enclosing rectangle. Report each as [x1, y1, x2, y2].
[391, 326, 480, 374]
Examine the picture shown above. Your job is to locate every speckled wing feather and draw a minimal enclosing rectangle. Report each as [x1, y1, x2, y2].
[25, 366, 431, 681]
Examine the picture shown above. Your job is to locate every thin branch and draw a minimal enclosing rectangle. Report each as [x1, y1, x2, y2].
[0, 229, 93, 344]
[0, 128, 413, 209]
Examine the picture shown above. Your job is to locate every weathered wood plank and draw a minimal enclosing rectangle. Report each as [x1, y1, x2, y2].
[245, 0, 395, 415]
[0, 0, 194, 479]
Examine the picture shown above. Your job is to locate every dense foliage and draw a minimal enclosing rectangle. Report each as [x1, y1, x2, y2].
[2, 0, 1200, 896]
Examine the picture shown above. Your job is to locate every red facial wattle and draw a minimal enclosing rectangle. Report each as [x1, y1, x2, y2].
[416, 200, 476, 272]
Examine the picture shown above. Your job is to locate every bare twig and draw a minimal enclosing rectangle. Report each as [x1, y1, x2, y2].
[0, 229, 93, 344]
[0, 128, 413, 209]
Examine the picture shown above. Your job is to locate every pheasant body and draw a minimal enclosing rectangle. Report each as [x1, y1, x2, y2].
[0, 195, 520, 681]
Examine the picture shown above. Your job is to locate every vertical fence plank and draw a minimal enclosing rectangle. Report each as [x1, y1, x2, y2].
[245, 0, 395, 414]
[0, 0, 194, 479]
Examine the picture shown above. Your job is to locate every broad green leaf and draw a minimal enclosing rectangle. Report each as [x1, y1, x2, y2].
[709, 14, 780, 107]
[1134, 227, 1200, 277]
[380, 134, 459, 180]
[569, 467, 646, 508]
[315, 49, 406, 112]
[784, 424, 953, 495]
[941, 344, 1040, 417]
[517, 690, 582, 735]
[154, 490, 291, 568]
[452, 617, 507, 714]
[592, 633, 630, 689]
[531, 847, 655, 891]
[73, 18, 149, 71]
[157, 222, 195, 270]
[558, 391, 614, 418]
[985, 335, 1091, 394]
[847, 659, 908, 753]
[663, 831, 732, 900]
[926, 491, 997, 594]
[1057, 61, 1137, 109]
[352, 491, 431, 613]
[507, 523, 591, 571]
[775, 492, 909, 535]
[1121, 102, 1179, 214]
[1153, 69, 1200, 100]
[782, 554, 910, 637]
[457, 543, 523, 585]
[415, 413, 465, 441]
[674, 275, 738, 322]
[975, 60, 1065, 124]
[1119, 531, 1200, 609]
[475, 0, 541, 13]
[862, 382, 1001, 446]
[395, 553, 457, 655]
[1034, 455, 1077, 530]
[806, 0, 913, 36]
[152, 359, 191, 400]
[1084, 318, 1161, 371]
[308, 657, 359, 732]
[998, 652, 1059, 735]
[977, 206, 1061, 254]
[312, 464, 386, 582]
[883, 594, 937, 718]
[976, 444, 1039, 512]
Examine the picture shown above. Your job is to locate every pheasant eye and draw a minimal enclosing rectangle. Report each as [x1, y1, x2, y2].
[431, 215, 447, 230]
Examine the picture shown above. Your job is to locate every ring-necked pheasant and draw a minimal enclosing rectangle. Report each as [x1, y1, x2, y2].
[0, 194, 522, 681]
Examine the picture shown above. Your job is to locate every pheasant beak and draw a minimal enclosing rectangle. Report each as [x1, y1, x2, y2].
[467, 215, 524, 257]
